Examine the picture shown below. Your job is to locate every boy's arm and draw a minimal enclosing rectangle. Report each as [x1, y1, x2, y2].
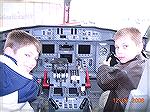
[18, 78, 40, 103]
[96, 65, 121, 91]
[96, 61, 144, 91]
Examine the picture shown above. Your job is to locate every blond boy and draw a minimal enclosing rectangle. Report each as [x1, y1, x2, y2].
[97, 27, 146, 112]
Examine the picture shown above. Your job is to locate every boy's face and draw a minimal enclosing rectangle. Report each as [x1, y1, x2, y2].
[14, 44, 39, 74]
[115, 35, 140, 63]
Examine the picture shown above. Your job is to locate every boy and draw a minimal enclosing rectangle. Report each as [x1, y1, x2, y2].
[0, 30, 42, 111]
[96, 27, 146, 112]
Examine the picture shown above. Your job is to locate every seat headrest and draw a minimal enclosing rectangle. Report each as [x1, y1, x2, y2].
[146, 40, 150, 51]
[145, 40, 150, 58]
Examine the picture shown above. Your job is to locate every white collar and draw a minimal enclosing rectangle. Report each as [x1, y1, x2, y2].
[0, 55, 33, 79]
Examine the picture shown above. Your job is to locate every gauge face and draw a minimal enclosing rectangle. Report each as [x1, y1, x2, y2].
[99, 47, 107, 56]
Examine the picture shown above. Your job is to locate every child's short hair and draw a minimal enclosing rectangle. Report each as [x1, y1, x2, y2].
[113, 27, 142, 45]
[3, 30, 42, 53]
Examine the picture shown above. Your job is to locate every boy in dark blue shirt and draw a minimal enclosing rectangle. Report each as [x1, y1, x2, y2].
[0, 30, 42, 111]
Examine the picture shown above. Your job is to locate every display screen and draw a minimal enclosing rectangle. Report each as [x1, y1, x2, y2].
[54, 88, 62, 94]
[60, 54, 72, 63]
[59, 44, 74, 51]
[78, 45, 90, 54]
[42, 44, 55, 54]
[69, 88, 77, 94]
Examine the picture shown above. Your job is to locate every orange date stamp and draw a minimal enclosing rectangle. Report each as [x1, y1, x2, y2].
[112, 97, 144, 104]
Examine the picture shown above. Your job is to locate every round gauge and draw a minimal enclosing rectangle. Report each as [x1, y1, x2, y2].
[99, 47, 107, 56]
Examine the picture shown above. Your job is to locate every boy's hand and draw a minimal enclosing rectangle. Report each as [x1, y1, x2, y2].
[103, 57, 111, 66]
